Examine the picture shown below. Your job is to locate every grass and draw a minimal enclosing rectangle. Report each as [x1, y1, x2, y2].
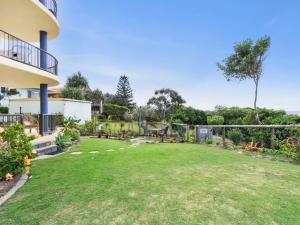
[1, 138, 300, 225]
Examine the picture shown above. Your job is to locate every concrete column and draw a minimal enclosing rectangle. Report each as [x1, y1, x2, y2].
[40, 31, 47, 70]
[40, 31, 48, 135]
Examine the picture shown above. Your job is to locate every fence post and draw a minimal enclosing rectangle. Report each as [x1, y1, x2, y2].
[271, 128, 275, 149]
[222, 127, 226, 147]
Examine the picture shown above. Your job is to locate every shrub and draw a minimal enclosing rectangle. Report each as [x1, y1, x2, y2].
[0, 107, 8, 114]
[60, 87, 85, 100]
[0, 125, 34, 179]
[207, 115, 224, 125]
[79, 118, 98, 136]
[69, 129, 80, 141]
[103, 103, 128, 120]
[227, 129, 243, 145]
[55, 133, 71, 150]
[205, 139, 213, 145]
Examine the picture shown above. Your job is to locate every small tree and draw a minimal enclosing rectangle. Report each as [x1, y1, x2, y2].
[147, 88, 186, 121]
[217, 36, 271, 124]
[115, 75, 135, 110]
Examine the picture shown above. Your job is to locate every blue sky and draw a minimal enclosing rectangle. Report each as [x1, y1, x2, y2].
[51, 0, 300, 110]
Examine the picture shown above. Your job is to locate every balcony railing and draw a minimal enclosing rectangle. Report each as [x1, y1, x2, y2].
[0, 30, 58, 75]
[40, 0, 57, 17]
[0, 114, 62, 135]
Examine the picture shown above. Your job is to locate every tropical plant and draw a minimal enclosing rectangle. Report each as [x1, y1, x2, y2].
[55, 133, 72, 150]
[217, 36, 271, 124]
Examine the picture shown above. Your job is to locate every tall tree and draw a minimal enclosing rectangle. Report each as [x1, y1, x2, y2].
[217, 36, 271, 124]
[115, 75, 135, 109]
[147, 88, 186, 121]
[66, 71, 90, 90]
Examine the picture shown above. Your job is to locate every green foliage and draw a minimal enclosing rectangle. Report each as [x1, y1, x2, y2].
[0, 107, 8, 114]
[147, 88, 186, 121]
[60, 117, 81, 142]
[205, 139, 213, 145]
[60, 87, 85, 100]
[85, 89, 103, 103]
[0, 125, 34, 179]
[171, 106, 207, 125]
[79, 118, 98, 136]
[115, 75, 135, 110]
[103, 103, 128, 120]
[207, 115, 224, 125]
[55, 133, 72, 150]
[66, 71, 89, 90]
[227, 129, 243, 145]
[7, 89, 19, 96]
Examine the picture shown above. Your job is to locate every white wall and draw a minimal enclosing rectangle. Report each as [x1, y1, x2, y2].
[9, 98, 91, 123]
[64, 100, 91, 123]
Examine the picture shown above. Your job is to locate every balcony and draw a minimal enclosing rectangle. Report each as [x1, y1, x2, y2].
[40, 0, 58, 18]
[0, 30, 59, 88]
[0, 30, 58, 75]
[0, 0, 60, 42]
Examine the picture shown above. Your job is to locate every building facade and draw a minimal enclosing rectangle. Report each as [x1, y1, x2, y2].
[0, 0, 60, 134]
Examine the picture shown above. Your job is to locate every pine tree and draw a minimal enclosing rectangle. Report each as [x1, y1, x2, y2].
[115, 75, 135, 110]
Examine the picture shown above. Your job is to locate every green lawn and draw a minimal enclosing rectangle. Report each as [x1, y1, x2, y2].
[1, 138, 300, 225]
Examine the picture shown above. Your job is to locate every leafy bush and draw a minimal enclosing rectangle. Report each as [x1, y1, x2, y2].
[205, 139, 213, 145]
[0, 107, 8, 114]
[0, 125, 34, 179]
[79, 118, 98, 136]
[55, 133, 71, 150]
[171, 106, 207, 125]
[207, 115, 224, 125]
[60, 87, 85, 100]
[69, 129, 80, 141]
[103, 103, 128, 120]
[227, 129, 243, 145]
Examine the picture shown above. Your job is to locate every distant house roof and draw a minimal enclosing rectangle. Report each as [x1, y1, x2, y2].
[48, 87, 63, 95]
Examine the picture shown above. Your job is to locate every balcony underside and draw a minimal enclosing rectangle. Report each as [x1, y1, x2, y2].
[0, 0, 59, 42]
[0, 56, 59, 88]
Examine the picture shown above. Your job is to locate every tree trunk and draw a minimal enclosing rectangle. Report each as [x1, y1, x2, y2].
[253, 79, 261, 124]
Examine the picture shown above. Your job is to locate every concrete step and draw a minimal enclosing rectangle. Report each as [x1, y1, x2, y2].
[35, 144, 59, 156]
[32, 141, 52, 149]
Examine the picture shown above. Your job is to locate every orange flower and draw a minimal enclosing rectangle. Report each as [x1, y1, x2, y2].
[6, 173, 13, 181]
[24, 155, 31, 166]
[0, 136, 3, 142]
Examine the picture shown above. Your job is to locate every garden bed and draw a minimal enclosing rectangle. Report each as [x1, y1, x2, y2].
[0, 174, 22, 198]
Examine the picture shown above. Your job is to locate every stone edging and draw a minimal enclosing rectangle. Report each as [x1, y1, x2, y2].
[0, 143, 78, 206]
[0, 174, 28, 206]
